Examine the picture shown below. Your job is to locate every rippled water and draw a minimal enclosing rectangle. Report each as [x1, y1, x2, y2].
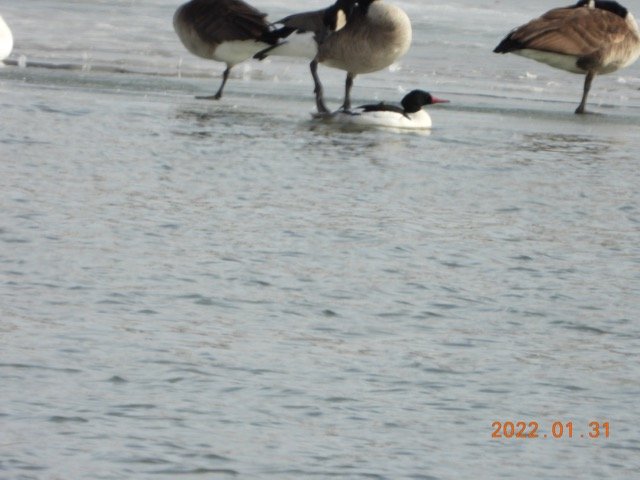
[2, 1, 640, 478]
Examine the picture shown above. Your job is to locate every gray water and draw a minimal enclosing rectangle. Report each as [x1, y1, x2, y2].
[1, 1, 640, 478]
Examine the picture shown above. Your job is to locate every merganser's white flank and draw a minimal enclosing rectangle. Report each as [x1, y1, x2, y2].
[0, 15, 13, 62]
[326, 90, 449, 129]
[494, 0, 640, 113]
[255, 0, 412, 113]
[173, 0, 276, 99]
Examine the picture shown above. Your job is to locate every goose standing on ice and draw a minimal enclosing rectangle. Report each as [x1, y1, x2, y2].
[330, 89, 449, 129]
[255, 0, 412, 113]
[0, 14, 13, 62]
[494, 0, 640, 113]
[173, 0, 277, 99]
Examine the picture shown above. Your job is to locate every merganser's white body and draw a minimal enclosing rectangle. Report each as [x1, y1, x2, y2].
[332, 108, 433, 129]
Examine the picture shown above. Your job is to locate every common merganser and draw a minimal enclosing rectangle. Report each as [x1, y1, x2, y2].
[173, 0, 276, 99]
[325, 90, 449, 130]
[494, 0, 640, 113]
[255, 0, 412, 113]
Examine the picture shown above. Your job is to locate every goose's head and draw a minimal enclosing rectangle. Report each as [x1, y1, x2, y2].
[324, 0, 358, 31]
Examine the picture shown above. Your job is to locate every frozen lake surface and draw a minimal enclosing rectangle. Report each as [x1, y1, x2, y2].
[1, 1, 640, 478]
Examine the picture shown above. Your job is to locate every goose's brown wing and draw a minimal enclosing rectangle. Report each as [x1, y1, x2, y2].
[179, 0, 269, 43]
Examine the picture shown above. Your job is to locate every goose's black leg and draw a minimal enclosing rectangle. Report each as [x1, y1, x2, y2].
[341, 73, 355, 111]
[311, 60, 329, 114]
[575, 71, 595, 114]
[197, 65, 231, 100]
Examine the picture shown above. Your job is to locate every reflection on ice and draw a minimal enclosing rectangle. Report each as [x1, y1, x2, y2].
[519, 133, 612, 159]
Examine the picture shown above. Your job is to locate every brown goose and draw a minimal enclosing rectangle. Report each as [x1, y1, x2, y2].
[255, 0, 412, 113]
[494, 0, 640, 113]
[173, 0, 276, 99]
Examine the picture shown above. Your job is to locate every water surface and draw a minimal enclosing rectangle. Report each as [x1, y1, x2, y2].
[1, 1, 640, 478]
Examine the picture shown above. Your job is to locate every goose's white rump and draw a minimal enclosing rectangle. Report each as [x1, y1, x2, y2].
[0, 15, 13, 61]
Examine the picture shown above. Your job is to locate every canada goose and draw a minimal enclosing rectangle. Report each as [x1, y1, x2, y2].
[255, 0, 412, 113]
[494, 0, 640, 113]
[173, 0, 276, 99]
[329, 89, 449, 129]
[0, 14, 13, 62]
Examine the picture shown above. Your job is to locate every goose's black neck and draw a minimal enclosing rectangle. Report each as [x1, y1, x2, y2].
[575, 0, 628, 18]
[357, 0, 377, 16]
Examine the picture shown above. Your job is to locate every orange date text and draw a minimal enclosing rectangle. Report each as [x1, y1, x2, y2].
[491, 421, 610, 439]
